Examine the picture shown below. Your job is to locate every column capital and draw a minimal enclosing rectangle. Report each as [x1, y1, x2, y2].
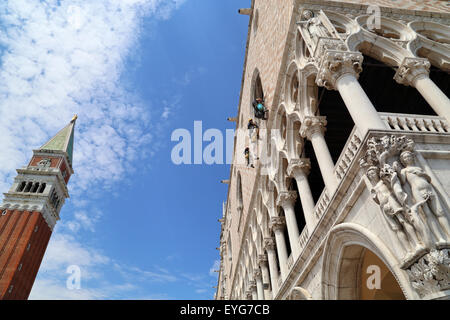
[253, 268, 262, 278]
[258, 254, 268, 266]
[287, 158, 311, 177]
[316, 50, 363, 90]
[394, 57, 430, 87]
[270, 216, 286, 232]
[264, 237, 276, 250]
[300, 116, 327, 140]
[276, 191, 297, 208]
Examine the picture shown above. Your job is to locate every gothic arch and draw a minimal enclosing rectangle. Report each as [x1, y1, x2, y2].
[287, 286, 313, 300]
[299, 67, 319, 118]
[321, 223, 417, 300]
[408, 21, 450, 71]
[347, 15, 414, 67]
[285, 60, 300, 112]
[250, 68, 265, 115]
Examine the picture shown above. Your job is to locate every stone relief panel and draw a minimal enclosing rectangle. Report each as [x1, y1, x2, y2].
[360, 134, 450, 298]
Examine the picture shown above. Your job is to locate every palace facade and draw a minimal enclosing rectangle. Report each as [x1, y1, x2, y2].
[216, 0, 450, 300]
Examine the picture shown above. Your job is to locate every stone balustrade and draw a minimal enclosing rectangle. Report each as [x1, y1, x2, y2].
[380, 112, 449, 133]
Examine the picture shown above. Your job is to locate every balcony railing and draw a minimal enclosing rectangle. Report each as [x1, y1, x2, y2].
[313, 187, 330, 221]
[298, 226, 309, 252]
[287, 254, 294, 271]
[380, 112, 449, 133]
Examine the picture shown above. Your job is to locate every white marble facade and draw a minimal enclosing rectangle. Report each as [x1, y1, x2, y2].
[216, 0, 450, 300]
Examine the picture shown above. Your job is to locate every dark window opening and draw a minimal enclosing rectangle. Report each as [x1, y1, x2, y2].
[31, 182, 39, 193]
[278, 207, 292, 257]
[288, 178, 306, 233]
[303, 140, 325, 203]
[358, 55, 446, 116]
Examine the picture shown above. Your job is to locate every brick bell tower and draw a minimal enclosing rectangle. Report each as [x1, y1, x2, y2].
[0, 116, 77, 299]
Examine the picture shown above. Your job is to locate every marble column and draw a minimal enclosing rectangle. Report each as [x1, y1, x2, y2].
[254, 269, 264, 300]
[249, 280, 257, 300]
[300, 116, 338, 192]
[316, 51, 387, 136]
[277, 191, 301, 259]
[394, 57, 450, 123]
[287, 158, 316, 229]
[258, 254, 272, 299]
[264, 238, 279, 294]
[270, 216, 289, 280]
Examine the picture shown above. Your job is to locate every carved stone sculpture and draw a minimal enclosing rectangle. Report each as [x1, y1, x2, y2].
[396, 150, 450, 245]
[406, 249, 450, 298]
[37, 158, 52, 168]
[359, 135, 450, 267]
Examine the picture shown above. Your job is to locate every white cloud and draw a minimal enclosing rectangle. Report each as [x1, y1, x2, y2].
[0, 0, 182, 194]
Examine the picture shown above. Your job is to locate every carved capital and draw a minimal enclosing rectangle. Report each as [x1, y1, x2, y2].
[300, 116, 327, 140]
[270, 216, 286, 231]
[264, 237, 276, 250]
[276, 191, 297, 208]
[258, 254, 268, 266]
[316, 51, 363, 90]
[406, 249, 450, 298]
[394, 57, 430, 87]
[287, 158, 311, 177]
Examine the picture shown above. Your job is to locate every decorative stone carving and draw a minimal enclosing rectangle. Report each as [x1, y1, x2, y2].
[257, 254, 268, 266]
[276, 191, 297, 208]
[394, 57, 431, 87]
[298, 10, 345, 57]
[316, 51, 363, 90]
[300, 116, 327, 140]
[287, 286, 313, 300]
[253, 268, 262, 278]
[264, 237, 276, 251]
[248, 280, 257, 291]
[37, 158, 52, 168]
[270, 216, 286, 232]
[406, 249, 450, 298]
[396, 150, 450, 245]
[287, 158, 311, 177]
[360, 135, 450, 267]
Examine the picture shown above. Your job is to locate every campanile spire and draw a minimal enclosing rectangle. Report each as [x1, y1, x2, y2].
[0, 117, 76, 299]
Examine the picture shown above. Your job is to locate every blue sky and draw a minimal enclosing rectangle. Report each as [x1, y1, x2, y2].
[0, 0, 249, 299]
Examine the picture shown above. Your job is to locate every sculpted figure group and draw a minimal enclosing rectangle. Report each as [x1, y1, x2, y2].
[360, 135, 450, 265]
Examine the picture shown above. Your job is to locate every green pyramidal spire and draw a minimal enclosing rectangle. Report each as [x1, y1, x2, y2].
[40, 115, 77, 165]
